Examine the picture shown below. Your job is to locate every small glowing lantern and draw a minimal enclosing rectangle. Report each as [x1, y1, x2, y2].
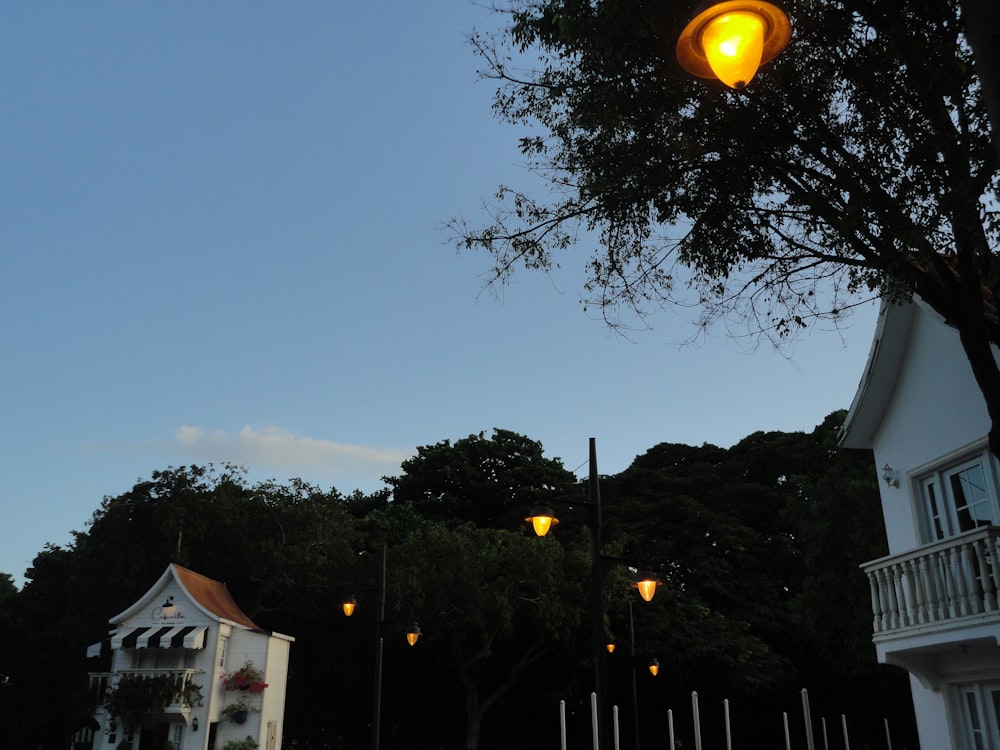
[525, 505, 559, 537]
[676, 1, 791, 89]
[648, 658, 661, 677]
[405, 622, 422, 647]
[606, 642, 616, 654]
[633, 571, 661, 602]
[342, 596, 357, 617]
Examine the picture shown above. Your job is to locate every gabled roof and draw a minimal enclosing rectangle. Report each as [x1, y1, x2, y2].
[172, 564, 260, 630]
[109, 563, 261, 631]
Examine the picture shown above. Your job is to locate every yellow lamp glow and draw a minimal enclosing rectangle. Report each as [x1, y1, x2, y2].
[342, 596, 357, 617]
[405, 622, 422, 647]
[606, 643, 616, 654]
[648, 658, 660, 677]
[633, 571, 661, 602]
[525, 505, 559, 537]
[676, 1, 791, 89]
[702, 11, 764, 88]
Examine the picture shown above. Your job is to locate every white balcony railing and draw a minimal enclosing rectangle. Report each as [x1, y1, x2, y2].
[862, 526, 1000, 637]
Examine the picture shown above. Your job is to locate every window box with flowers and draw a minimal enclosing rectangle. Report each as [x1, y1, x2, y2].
[221, 660, 268, 693]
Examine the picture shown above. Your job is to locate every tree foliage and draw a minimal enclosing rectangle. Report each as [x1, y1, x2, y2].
[0, 422, 913, 750]
[451, 0, 1000, 448]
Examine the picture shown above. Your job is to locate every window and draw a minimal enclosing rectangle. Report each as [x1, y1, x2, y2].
[918, 451, 998, 542]
[956, 683, 1000, 749]
[218, 636, 229, 669]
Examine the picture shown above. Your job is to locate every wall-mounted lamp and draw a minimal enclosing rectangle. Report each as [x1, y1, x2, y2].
[676, 0, 791, 89]
[405, 622, 422, 647]
[648, 658, 660, 677]
[882, 463, 899, 487]
[161, 595, 175, 609]
[191, 717, 199, 732]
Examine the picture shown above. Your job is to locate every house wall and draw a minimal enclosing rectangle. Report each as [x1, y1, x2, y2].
[97, 584, 219, 750]
[868, 301, 992, 554]
[910, 673, 952, 749]
[214, 628, 275, 749]
[260, 635, 293, 750]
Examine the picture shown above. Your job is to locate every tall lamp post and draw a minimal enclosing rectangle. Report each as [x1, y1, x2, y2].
[341, 543, 421, 750]
[526, 438, 660, 750]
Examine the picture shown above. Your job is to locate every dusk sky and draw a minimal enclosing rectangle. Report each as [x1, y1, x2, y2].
[1, 2, 879, 587]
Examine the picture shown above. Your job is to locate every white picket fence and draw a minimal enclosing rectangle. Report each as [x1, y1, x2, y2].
[558, 688, 894, 750]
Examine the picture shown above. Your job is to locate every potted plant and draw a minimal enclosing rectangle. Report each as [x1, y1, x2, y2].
[221, 737, 259, 750]
[221, 660, 268, 693]
[221, 695, 254, 724]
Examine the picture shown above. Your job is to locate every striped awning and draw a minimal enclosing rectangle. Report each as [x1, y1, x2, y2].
[111, 625, 208, 650]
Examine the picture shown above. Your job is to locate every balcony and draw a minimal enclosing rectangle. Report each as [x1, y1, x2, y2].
[89, 668, 203, 715]
[862, 526, 1000, 641]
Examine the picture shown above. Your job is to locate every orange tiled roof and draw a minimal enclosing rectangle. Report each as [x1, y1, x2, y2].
[172, 564, 261, 631]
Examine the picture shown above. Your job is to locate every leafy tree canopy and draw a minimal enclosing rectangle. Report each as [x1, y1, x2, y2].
[451, 0, 1000, 449]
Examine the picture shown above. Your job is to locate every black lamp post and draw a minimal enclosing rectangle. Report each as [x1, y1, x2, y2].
[526, 438, 660, 750]
[342, 543, 421, 750]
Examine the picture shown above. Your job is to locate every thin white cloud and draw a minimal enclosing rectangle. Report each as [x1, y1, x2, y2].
[87, 425, 412, 488]
[177, 424, 410, 475]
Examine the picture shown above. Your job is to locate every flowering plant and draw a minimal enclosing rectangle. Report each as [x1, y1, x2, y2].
[221, 660, 268, 693]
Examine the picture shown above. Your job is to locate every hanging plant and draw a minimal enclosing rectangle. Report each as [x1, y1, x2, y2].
[221, 660, 268, 693]
[221, 695, 254, 724]
[105, 673, 204, 731]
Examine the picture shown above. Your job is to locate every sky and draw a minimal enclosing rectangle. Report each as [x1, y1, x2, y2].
[0, 2, 879, 589]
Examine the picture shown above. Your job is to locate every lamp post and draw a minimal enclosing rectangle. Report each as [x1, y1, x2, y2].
[342, 543, 421, 750]
[526, 438, 660, 750]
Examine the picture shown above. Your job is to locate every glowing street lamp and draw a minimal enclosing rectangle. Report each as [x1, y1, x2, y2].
[648, 658, 661, 677]
[676, 1, 791, 89]
[405, 622, 422, 647]
[632, 571, 662, 603]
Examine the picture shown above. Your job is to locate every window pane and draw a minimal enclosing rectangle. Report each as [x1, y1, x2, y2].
[926, 482, 946, 539]
[953, 464, 992, 532]
[966, 690, 986, 750]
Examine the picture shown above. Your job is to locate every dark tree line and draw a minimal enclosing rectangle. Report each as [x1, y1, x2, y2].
[0, 418, 915, 750]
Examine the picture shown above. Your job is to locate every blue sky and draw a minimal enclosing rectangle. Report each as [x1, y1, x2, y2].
[0, 2, 878, 588]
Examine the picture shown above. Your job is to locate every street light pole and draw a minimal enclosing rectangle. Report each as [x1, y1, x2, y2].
[588, 438, 611, 750]
[628, 600, 641, 750]
[371, 543, 387, 750]
[525, 440, 660, 749]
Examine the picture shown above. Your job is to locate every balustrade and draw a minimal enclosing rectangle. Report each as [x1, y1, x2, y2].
[862, 526, 1000, 636]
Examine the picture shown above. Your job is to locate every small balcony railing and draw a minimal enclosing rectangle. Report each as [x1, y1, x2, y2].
[89, 668, 203, 712]
[862, 526, 1000, 638]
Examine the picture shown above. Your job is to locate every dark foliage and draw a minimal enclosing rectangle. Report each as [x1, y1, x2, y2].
[0, 420, 914, 749]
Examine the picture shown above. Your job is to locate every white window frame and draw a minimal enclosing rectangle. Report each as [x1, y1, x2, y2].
[954, 682, 1000, 750]
[915, 444, 999, 543]
[218, 635, 229, 669]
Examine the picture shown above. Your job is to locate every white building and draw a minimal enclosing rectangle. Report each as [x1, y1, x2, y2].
[85, 563, 294, 750]
[841, 297, 1000, 748]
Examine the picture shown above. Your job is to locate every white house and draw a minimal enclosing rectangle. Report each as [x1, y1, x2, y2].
[86, 564, 294, 750]
[840, 297, 1000, 748]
